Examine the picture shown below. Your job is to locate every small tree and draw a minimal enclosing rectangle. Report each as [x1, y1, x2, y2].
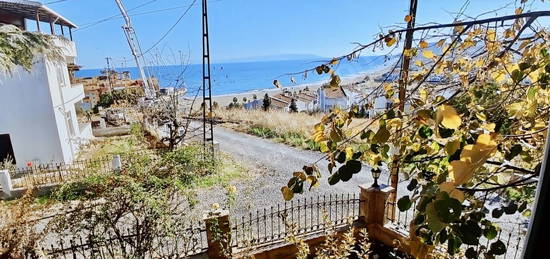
[289, 98, 298, 113]
[262, 93, 271, 111]
[253, 94, 258, 100]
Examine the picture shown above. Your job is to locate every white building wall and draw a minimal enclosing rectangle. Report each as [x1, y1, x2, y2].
[0, 58, 66, 167]
[0, 39, 89, 167]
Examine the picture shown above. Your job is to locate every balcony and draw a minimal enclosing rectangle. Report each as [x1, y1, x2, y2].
[62, 83, 84, 105]
[52, 37, 77, 57]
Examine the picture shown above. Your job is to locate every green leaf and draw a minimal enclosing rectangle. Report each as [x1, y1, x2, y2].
[418, 125, 433, 139]
[336, 151, 347, 164]
[373, 125, 390, 144]
[489, 240, 507, 255]
[328, 173, 340, 185]
[434, 197, 462, 223]
[504, 202, 518, 214]
[346, 160, 362, 174]
[465, 247, 477, 259]
[438, 126, 455, 138]
[492, 208, 504, 218]
[397, 195, 412, 211]
[427, 203, 446, 233]
[447, 234, 462, 255]
[483, 225, 498, 240]
[458, 220, 482, 245]
[505, 144, 522, 160]
[338, 166, 353, 182]
[511, 69, 524, 83]
[407, 179, 418, 191]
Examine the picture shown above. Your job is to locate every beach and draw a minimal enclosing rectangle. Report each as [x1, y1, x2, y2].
[189, 70, 386, 108]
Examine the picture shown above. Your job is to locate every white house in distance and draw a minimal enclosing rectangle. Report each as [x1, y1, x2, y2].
[0, 0, 92, 167]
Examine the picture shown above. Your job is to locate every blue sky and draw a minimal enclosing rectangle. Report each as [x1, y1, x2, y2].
[38, 0, 549, 69]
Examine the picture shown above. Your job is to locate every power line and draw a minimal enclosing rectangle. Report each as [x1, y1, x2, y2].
[141, 0, 199, 56]
[75, 0, 160, 31]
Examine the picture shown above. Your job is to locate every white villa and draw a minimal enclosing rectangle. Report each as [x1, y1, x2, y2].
[0, 0, 92, 167]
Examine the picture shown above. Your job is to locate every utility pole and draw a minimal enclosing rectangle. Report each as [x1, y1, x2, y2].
[113, 0, 155, 99]
[105, 57, 113, 90]
[389, 0, 419, 220]
[201, 0, 215, 157]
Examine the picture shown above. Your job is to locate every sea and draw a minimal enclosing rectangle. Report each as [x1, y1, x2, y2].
[75, 56, 391, 96]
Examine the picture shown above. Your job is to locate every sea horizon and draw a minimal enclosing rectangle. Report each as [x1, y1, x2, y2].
[75, 56, 391, 96]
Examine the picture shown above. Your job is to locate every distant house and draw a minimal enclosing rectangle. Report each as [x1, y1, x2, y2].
[317, 86, 353, 112]
[0, 0, 92, 167]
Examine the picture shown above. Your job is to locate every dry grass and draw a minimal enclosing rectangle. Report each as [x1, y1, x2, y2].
[214, 108, 373, 150]
[215, 108, 323, 137]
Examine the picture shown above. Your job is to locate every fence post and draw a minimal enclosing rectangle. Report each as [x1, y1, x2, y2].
[0, 170, 14, 198]
[203, 209, 231, 259]
[359, 184, 394, 226]
[112, 155, 122, 171]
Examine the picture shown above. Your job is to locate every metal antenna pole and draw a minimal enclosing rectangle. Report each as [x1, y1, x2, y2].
[113, 0, 154, 99]
[388, 0, 418, 220]
[202, 0, 215, 157]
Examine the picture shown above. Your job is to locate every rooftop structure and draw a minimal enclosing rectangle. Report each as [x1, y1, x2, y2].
[0, 1, 92, 167]
[0, 0, 76, 39]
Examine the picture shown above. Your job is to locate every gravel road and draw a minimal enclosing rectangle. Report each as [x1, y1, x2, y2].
[188, 123, 409, 219]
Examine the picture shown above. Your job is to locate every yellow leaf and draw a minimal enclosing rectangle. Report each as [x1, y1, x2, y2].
[422, 50, 435, 59]
[436, 105, 462, 129]
[476, 112, 487, 122]
[419, 40, 429, 49]
[314, 123, 324, 132]
[403, 48, 417, 57]
[404, 14, 412, 23]
[415, 60, 423, 67]
[281, 186, 294, 201]
[419, 89, 428, 102]
[515, 7, 523, 15]
[507, 102, 523, 118]
[445, 139, 461, 156]
[487, 29, 496, 42]
[483, 123, 496, 132]
[293, 171, 307, 181]
[319, 141, 329, 152]
[386, 37, 397, 47]
[345, 147, 354, 160]
[491, 71, 506, 82]
[387, 118, 402, 129]
[436, 39, 446, 47]
[306, 175, 320, 188]
[475, 59, 484, 68]
[449, 160, 474, 185]
[439, 182, 465, 202]
[329, 58, 339, 65]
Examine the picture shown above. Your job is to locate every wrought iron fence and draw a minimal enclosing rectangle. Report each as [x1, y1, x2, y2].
[384, 200, 528, 259]
[45, 222, 208, 258]
[10, 157, 113, 188]
[231, 193, 363, 249]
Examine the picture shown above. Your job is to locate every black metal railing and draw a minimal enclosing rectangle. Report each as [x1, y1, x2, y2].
[230, 193, 363, 249]
[45, 222, 208, 258]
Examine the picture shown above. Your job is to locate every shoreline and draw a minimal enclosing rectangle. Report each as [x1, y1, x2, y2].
[185, 68, 388, 108]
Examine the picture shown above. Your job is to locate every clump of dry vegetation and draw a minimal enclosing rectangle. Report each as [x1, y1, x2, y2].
[214, 108, 371, 150]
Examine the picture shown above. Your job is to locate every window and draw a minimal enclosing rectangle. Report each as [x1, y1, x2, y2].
[0, 134, 16, 164]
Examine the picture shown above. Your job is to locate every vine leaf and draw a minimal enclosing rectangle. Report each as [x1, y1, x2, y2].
[436, 105, 462, 129]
